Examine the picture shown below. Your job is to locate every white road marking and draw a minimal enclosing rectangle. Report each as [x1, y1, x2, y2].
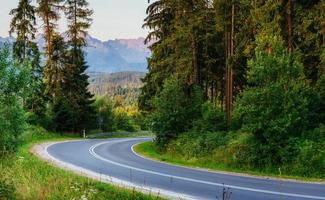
[41, 140, 198, 200]
[89, 141, 325, 200]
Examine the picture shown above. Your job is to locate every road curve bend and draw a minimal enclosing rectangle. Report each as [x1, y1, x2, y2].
[44, 138, 325, 200]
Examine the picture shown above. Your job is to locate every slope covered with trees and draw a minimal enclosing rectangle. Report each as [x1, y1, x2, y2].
[140, 0, 325, 178]
[0, 0, 96, 156]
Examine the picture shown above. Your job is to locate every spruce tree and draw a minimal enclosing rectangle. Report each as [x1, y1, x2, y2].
[9, 0, 37, 63]
[10, 0, 46, 123]
[62, 0, 95, 132]
[37, 0, 63, 99]
[46, 34, 67, 102]
[25, 43, 47, 123]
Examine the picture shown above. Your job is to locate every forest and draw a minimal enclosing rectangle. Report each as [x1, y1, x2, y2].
[139, 0, 325, 178]
[0, 1, 324, 199]
[0, 0, 143, 153]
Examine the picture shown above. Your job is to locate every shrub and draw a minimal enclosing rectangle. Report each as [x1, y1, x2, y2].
[113, 107, 136, 132]
[234, 35, 319, 166]
[93, 95, 115, 132]
[0, 45, 30, 153]
[292, 140, 325, 177]
[191, 102, 226, 134]
[150, 75, 203, 148]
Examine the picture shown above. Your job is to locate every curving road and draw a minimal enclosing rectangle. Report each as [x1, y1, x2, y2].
[47, 138, 325, 200]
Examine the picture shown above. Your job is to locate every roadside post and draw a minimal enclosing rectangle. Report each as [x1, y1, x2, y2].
[83, 129, 86, 139]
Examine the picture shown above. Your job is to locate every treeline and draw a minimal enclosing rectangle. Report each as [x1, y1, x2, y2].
[89, 72, 144, 106]
[0, 0, 95, 152]
[140, 0, 325, 177]
[93, 95, 143, 133]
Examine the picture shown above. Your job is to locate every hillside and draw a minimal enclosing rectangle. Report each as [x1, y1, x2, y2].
[88, 71, 145, 105]
[0, 35, 150, 73]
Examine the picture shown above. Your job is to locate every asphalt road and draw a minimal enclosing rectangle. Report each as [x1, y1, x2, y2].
[47, 138, 325, 200]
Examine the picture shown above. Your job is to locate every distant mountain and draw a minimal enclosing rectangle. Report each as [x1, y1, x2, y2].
[86, 36, 150, 72]
[0, 35, 150, 73]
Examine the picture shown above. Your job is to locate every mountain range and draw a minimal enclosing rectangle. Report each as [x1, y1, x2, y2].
[0, 35, 150, 73]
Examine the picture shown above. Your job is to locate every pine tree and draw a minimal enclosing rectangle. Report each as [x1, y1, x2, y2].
[46, 34, 67, 101]
[10, 0, 46, 123]
[9, 0, 37, 63]
[37, 0, 63, 100]
[25, 43, 47, 121]
[62, 0, 95, 132]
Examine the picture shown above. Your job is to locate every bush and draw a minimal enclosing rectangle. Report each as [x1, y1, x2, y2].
[93, 95, 115, 132]
[0, 45, 30, 153]
[292, 140, 325, 177]
[113, 107, 136, 132]
[191, 102, 226, 134]
[150, 75, 203, 148]
[234, 35, 320, 166]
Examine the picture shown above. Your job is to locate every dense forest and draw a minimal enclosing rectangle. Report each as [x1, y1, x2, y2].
[140, 0, 325, 177]
[0, 0, 146, 158]
[1, 0, 97, 154]
[89, 71, 144, 106]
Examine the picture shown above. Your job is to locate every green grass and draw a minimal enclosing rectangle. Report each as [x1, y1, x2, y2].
[134, 141, 325, 183]
[0, 127, 163, 200]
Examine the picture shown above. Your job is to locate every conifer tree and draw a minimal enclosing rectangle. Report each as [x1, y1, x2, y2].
[62, 0, 95, 132]
[10, 0, 46, 123]
[46, 34, 67, 101]
[37, 0, 63, 99]
[25, 43, 47, 120]
[9, 0, 37, 63]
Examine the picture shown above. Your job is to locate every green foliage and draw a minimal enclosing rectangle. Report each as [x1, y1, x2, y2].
[0, 178, 16, 200]
[191, 102, 226, 134]
[52, 96, 75, 133]
[9, 0, 37, 63]
[92, 96, 142, 133]
[0, 45, 30, 153]
[25, 43, 47, 127]
[113, 107, 136, 132]
[234, 35, 320, 166]
[150, 75, 203, 148]
[93, 95, 114, 132]
[89, 72, 144, 107]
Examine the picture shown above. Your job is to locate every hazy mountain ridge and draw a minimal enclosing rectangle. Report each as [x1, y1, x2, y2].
[0, 35, 150, 73]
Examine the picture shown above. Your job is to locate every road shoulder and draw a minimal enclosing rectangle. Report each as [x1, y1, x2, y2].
[132, 141, 325, 185]
[30, 140, 195, 200]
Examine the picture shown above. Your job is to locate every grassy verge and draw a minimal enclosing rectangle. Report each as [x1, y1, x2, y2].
[0, 127, 163, 200]
[134, 141, 325, 183]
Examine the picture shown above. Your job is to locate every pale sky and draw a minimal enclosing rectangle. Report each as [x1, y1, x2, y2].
[0, 0, 150, 41]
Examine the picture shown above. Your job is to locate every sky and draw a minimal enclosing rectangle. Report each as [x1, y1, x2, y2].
[0, 0, 150, 41]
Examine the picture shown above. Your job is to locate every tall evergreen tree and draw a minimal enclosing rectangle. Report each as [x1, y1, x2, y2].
[25, 43, 47, 120]
[46, 34, 67, 102]
[10, 0, 47, 123]
[62, 0, 95, 132]
[37, 0, 63, 99]
[9, 0, 37, 63]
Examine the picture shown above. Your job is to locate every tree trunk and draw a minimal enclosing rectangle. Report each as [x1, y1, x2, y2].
[225, 2, 235, 126]
[287, 0, 293, 52]
[192, 35, 199, 85]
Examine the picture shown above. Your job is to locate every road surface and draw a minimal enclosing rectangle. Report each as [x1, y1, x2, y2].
[46, 138, 325, 200]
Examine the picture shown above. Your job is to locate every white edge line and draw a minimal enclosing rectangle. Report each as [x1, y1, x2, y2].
[31, 140, 198, 200]
[90, 141, 325, 200]
[131, 141, 325, 185]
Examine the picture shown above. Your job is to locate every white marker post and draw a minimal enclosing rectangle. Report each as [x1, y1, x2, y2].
[83, 129, 86, 139]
